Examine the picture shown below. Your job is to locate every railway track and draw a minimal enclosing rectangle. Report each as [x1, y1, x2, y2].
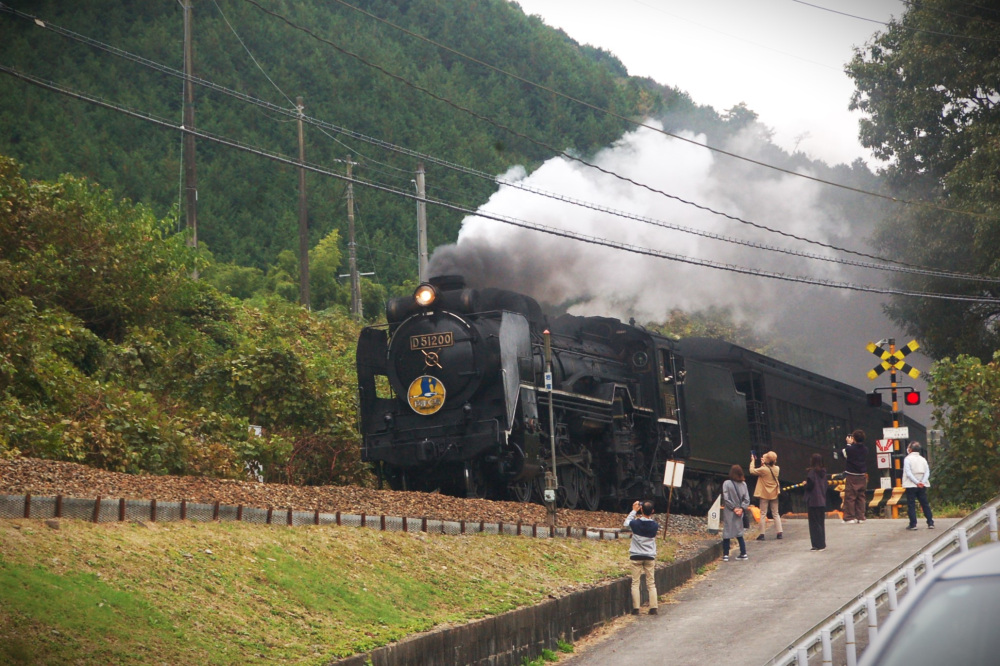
[0, 457, 708, 534]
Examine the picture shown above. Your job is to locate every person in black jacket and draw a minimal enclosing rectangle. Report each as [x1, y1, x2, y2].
[805, 453, 828, 551]
[841, 429, 868, 524]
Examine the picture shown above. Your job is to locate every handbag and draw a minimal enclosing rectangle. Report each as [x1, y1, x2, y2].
[726, 479, 752, 529]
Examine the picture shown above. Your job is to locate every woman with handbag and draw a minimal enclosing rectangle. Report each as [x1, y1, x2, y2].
[721, 464, 750, 562]
[750, 451, 782, 541]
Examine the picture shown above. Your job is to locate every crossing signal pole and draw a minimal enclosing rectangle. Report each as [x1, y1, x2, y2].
[866, 338, 922, 517]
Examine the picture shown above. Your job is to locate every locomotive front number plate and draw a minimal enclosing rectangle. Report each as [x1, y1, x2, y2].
[410, 332, 454, 350]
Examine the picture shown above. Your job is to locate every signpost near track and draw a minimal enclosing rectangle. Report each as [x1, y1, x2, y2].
[662, 460, 684, 535]
[865, 339, 922, 518]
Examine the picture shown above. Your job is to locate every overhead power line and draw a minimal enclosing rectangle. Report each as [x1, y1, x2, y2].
[209, 0, 295, 109]
[5, 2, 997, 281]
[793, 0, 1000, 42]
[5, 3, 1000, 287]
[2, 64, 998, 305]
[272, 0, 994, 221]
[2, 3, 998, 287]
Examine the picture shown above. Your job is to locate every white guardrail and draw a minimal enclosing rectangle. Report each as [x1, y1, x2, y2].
[764, 494, 1000, 666]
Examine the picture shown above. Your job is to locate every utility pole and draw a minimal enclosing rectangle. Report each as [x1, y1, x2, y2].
[182, 0, 198, 275]
[346, 156, 362, 319]
[296, 96, 309, 308]
[543, 329, 558, 528]
[416, 162, 428, 282]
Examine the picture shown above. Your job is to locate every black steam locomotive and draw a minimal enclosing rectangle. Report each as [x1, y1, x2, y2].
[355, 275, 925, 512]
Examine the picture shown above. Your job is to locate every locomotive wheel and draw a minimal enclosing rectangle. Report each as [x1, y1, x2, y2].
[464, 464, 490, 499]
[578, 469, 600, 512]
[507, 479, 533, 503]
[560, 467, 581, 510]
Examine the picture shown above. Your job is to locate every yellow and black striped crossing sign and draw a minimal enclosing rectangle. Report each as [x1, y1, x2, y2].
[866, 340, 920, 380]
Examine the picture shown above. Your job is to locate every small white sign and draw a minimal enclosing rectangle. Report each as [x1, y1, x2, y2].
[875, 439, 894, 453]
[877, 453, 891, 469]
[883, 426, 909, 440]
[880, 476, 892, 490]
[544, 372, 553, 390]
[707, 494, 721, 533]
[663, 460, 685, 488]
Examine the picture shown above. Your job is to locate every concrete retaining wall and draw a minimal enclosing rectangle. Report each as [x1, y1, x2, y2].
[333, 542, 721, 666]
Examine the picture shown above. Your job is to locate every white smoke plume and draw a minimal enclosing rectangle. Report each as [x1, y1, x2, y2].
[428, 120, 932, 421]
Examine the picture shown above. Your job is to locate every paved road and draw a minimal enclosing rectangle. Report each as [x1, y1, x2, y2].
[563, 515, 956, 666]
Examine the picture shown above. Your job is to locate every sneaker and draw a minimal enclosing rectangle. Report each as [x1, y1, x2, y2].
[816, 547, 826, 551]
[906, 525, 918, 531]
[649, 608, 658, 615]
[928, 524, 936, 529]
[844, 519, 858, 524]
[631, 608, 639, 615]
[736, 553, 749, 561]
[756, 534, 765, 541]
[776, 532, 783, 540]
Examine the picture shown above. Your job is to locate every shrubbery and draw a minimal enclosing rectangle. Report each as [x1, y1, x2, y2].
[0, 155, 371, 486]
[928, 354, 1000, 506]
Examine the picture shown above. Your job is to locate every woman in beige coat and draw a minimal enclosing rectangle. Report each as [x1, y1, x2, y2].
[749, 451, 782, 540]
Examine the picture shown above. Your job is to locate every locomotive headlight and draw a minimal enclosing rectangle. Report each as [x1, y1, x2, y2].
[414, 283, 437, 307]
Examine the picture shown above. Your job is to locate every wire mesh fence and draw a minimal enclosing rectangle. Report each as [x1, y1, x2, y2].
[0, 493, 621, 541]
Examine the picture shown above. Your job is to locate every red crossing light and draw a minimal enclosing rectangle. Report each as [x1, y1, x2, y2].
[904, 390, 921, 406]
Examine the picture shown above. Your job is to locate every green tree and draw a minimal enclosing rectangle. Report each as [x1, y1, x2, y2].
[309, 228, 348, 311]
[927, 354, 1000, 505]
[846, 1, 1000, 360]
[0, 156, 370, 484]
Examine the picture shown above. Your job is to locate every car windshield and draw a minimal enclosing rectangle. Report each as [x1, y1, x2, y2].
[872, 576, 1000, 666]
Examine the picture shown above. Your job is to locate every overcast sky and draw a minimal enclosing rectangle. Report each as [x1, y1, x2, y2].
[512, 0, 903, 166]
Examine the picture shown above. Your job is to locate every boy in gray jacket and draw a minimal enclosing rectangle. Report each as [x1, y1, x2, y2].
[624, 500, 659, 614]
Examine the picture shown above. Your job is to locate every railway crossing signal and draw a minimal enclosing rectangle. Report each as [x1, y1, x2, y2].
[867, 388, 920, 407]
[865, 338, 923, 518]
[866, 340, 920, 380]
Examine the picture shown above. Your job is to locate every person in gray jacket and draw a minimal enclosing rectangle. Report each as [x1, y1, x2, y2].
[721, 465, 750, 562]
[624, 500, 659, 614]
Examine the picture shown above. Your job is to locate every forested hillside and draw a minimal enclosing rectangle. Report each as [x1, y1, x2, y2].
[0, 0, 874, 304]
[0, 0, 657, 291]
